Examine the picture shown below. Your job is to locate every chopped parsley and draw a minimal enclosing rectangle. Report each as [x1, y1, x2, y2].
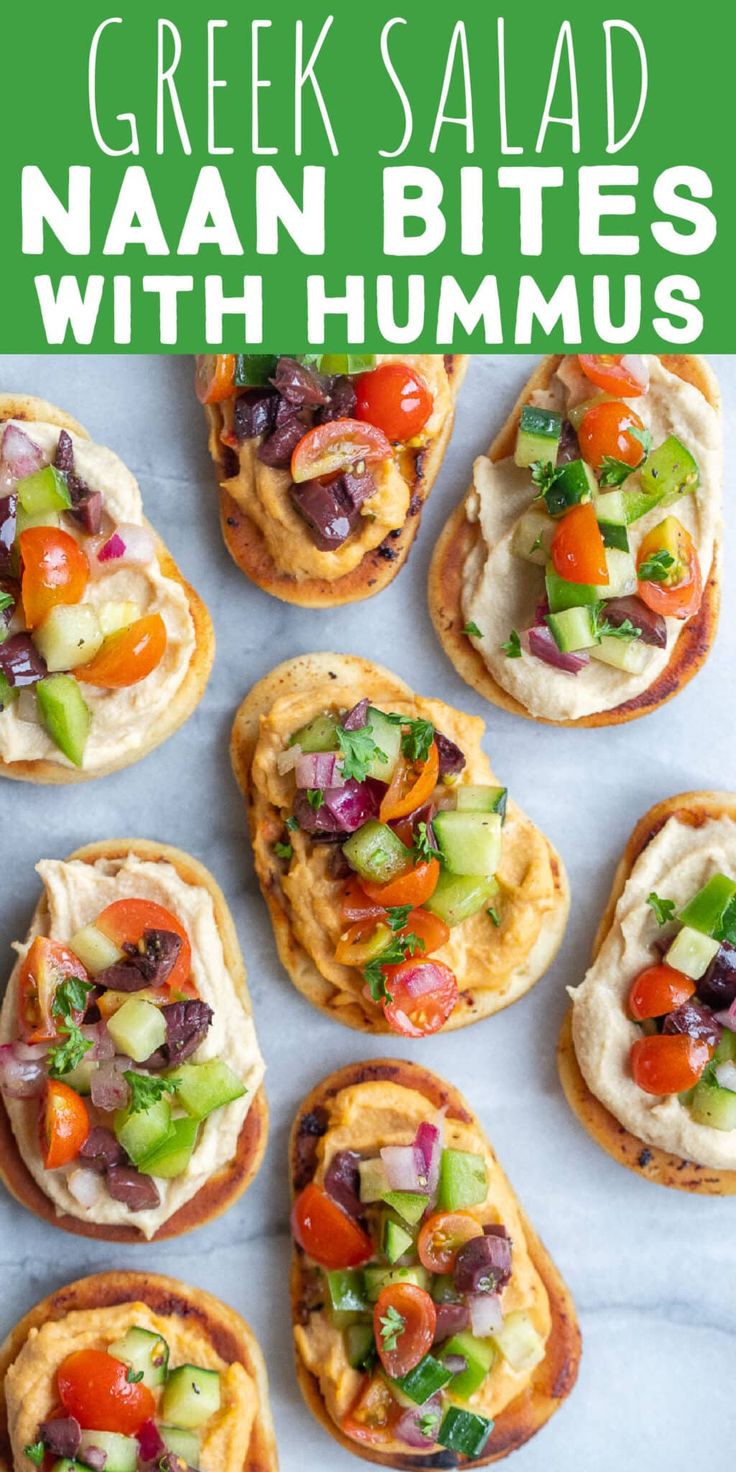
[487, 905, 501, 927]
[638, 549, 676, 582]
[595, 608, 642, 641]
[599, 456, 635, 488]
[24, 1445, 45, 1467]
[363, 931, 426, 1002]
[126, 1366, 145, 1383]
[530, 459, 560, 498]
[285, 815, 299, 832]
[386, 713, 436, 764]
[306, 788, 324, 810]
[0, 590, 14, 615]
[414, 821, 442, 864]
[629, 425, 652, 456]
[379, 1304, 406, 1351]
[51, 974, 94, 1021]
[646, 891, 677, 926]
[462, 621, 483, 638]
[501, 629, 522, 659]
[273, 841, 293, 860]
[124, 1071, 179, 1114]
[47, 1023, 93, 1079]
[336, 722, 386, 782]
[419, 1411, 440, 1440]
[386, 905, 412, 932]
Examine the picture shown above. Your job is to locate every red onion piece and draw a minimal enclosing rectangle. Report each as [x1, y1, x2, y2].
[67, 1167, 104, 1208]
[533, 597, 550, 626]
[714, 1000, 736, 1030]
[415, 1116, 444, 1202]
[91, 1059, 130, 1111]
[87, 523, 155, 576]
[526, 625, 590, 674]
[295, 751, 345, 790]
[434, 1300, 470, 1342]
[441, 1353, 467, 1374]
[343, 699, 369, 731]
[322, 780, 380, 832]
[137, 1419, 166, 1462]
[380, 1144, 427, 1193]
[395, 1394, 443, 1450]
[1, 423, 46, 480]
[81, 1022, 115, 1061]
[0, 1041, 47, 1097]
[469, 1292, 503, 1336]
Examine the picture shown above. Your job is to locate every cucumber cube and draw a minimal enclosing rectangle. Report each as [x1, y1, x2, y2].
[383, 1217, 414, 1264]
[438, 1148, 488, 1210]
[36, 674, 91, 767]
[440, 1332, 496, 1399]
[689, 1079, 736, 1130]
[491, 1311, 546, 1372]
[162, 1364, 221, 1429]
[0, 673, 18, 711]
[438, 1407, 494, 1457]
[545, 606, 599, 654]
[16, 465, 72, 515]
[433, 811, 502, 878]
[715, 1030, 736, 1064]
[590, 637, 650, 674]
[364, 1265, 430, 1302]
[594, 491, 631, 552]
[620, 485, 664, 522]
[114, 1098, 173, 1166]
[545, 565, 599, 613]
[391, 1353, 453, 1405]
[108, 1324, 170, 1388]
[345, 1322, 376, 1370]
[363, 707, 401, 782]
[456, 785, 507, 819]
[381, 1190, 429, 1226]
[68, 923, 124, 976]
[168, 1058, 246, 1120]
[514, 405, 562, 468]
[678, 874, 736, 937]
[34, 604, 103, 672]
[107, 997, 167, 1062]
[78, 1430, 138, 1472]
[358, 1156, 389, 1202]
[139, 1116, 199, 1178]
[665, 926, 720, 980]
[98, 600, 139, 637]
[159, 1427, 201, 1465]
[342, 820, 411, 885]
[326, 1269, 368, 1313]
[595, 547, 637, 599]
[510, 506, 555, 566]
[15, 506, 61, 539]
[640, 435, 699, 505]
[289, 712, 339, 752]
[425, 872, 498, 928]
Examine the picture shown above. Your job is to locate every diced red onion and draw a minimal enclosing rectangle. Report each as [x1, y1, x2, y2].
[395, 1393, 443, 1450]
[1, 423, 46, 480]
[137, 1420, 166, 1461]
[277, 742, 302, 775]
[0, 1041, 47, 1098]
[343, 699, 369, 731]
[434, 1301, 470, 1342]
[533, 597, 550, 626]
[295, 751, 345, 790]
[67, 1167, 104, 1208]
[87, 523, 155, 576]
[81, 1021, 115, 1061]
[621, 354, 649, 392]
[714, 1001, 736, 1031]
[321, 780, 380, 832]
[469, 1292, 503, 1336]
[414, 1115, 444, 1203]
[715, 1059, 736, 1092]
[90, 1059, 130, 1111]
[441, 1353, 467, 1375]
[380, 1144, 427, 1193]
[526, 625, 590, 674]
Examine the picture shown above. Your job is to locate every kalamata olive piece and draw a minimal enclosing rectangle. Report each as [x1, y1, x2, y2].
[663, 999, 721, 1047]
[324, 1150, 363, 1218]
[602, 595, 667, 648]
[697, 942, 736, 1010]
[0, 633, 47, 687]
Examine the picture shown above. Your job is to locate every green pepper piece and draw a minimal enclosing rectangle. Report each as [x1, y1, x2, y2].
[381, 1190, 429, 1226]
[383, 1217, 414, 1264]
[326, 1269, 368, 1314]
[678, 874, 736, 938]
[438, 1406, 494, 1457]
[391, 1353, 453, 1405]
[437, 1148, 488, 1210]
[233, 354, 278, 387]
[440, 1332, 496, 1400]
[0, 672, 18, 710]
[16, 465, 72, 516]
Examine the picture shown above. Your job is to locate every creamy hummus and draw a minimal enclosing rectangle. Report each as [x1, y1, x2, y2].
[223, 355, 454, 581]
[571, 814, 736, 1170]
[0, 419, 196, 770]
[0, 855, 265, 1238]
[5, 1301, 255, 1472]
[294, 1080, 551, 1438]
[461, 356, 722, 720]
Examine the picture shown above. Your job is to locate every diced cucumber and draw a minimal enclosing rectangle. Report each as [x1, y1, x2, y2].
[63, 1058, 96, 1095]
[433, 810, 502, 878]
[0, 673, 18, 711]
[510, 506, 555, 566]
[715, 1030, 736, 1065]
[326, 1269, 368, 1313]
[289, 712, 339, 752]
[168, 1059, 246, 1119]
[16, 465, 72, 515]
[162, 1364, 221, 1429]
[78, 1430, 138, 1472]
[595, 547, 637, 599]
[689, 1079, 736, 1131]
[678, 875, 736, 937]
[68, 923, 124, 976]
[391, 1353, 453, 1405]
[590, 636, 651, 674]
[381, 1190, 429, 1226]
[594, 490, 631, 552]
[140, 1116, 199, 1178]
[440, 1332, 496, 1400]
[514, 405, 562, 469]
[358, 1156, 389, 1202]
[438, 1148, 488, 1210]
[15, 506, 61, 540]
[108, 1325, 170, 1389]
[98, 600, 139, 636]
[114, 1098, 173, 1166]
[438, 1406, 494, 1457]
[600, 522, 630, 552]
[51, 1463, 87, 1472]
[342, 820, 411, 885]
[432, 1274, 462, 1304]
[34, 604, 103, 672]
[363, 708, 401, 782]
[35, 674, 91, 767]
[107, 997, 167, 1062]
[425, 872, 498, 928]
[383, 1217, 414, 1264]
[545, 564, 599, 613]
[665, 926, 720, 980]
[345, 1322, 376, 1371]
[455, 786, 507, 821]
[640, 435, 699, 505]
[159, 1427, 201, 1465]
[546, 605, 599, 654]
[620, 485, 664, 523]
[542, 459, 596, 517]
[491, 1311, 546, 1372]
[364, 1265, 430, 1302]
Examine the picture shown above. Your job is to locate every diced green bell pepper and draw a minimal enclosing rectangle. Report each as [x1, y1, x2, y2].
[678, 874, 736, 938]
[16, 465, 72, 516]
[381, 1189, 429, 1226]
[233, 354, 278, 387]
[438, 1148, 488, 1210]
[35, 674, 91, 768]
[440, 1331, 496, 1399]
[139, 1116, 199, 1178]
[437, 1406, 494, 1457]
[640, 435, 699, 505]
[326, 1269, 368, 1314]
[383, 1216, 414, 1264]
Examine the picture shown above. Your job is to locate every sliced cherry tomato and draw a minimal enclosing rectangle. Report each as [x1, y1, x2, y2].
[578, 400, 646, 472]
[292, 1182, 373, 1269]
[551, 502, 609, 585]
[355, 363, 433, 442]
[374, 1283, 436, 1378]
[20, 528, 89, 628]
[417, 1211, 483, 1273]
[363, 858, 439, 910]
[380, 744, 440, 823]
[41, 1080, 90, 1169]
[339, 877, 387, 926]
[18, 937, 89, 1043]
[630, 1033, 712, 1095]
[636, 516, 703, 620]
[342, 1374, 402, 1447]
[291, 419, 392, 484]
[578, 354, 647, 397]
[95, 898, 192, 994]
[76, 613, 167, 688]
[628, 964, 696, 1021]
[194, 354, 236, 405]
[382, 958, 458, 1037]
[334, 920, 393, 966]
[58, 1348, 156, 1434]
[400, 908, 450, 956]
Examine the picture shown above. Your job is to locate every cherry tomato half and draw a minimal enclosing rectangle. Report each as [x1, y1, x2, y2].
[291, 419, 392, 484]
[380, 744, 440, 823]
[551, 502, 608, 585]
[95, 898, 193, 994]
[19, 937, 89, 1043]
[363, 859, 440, 910]
[578, 354, 647, 397]
[20, 528, 89, 628]
[636, 516, 703, 620]
[628, 964, 695, 1021]
[578, 400, 646, 472]
[630, 1033, 712, 1095]
[41, 1080, 90, 1169]
[76, 613, 167, 688]
[382, 958, 458, 1038]
[342, 1374, 401, 1447]
[374, 1283, 437, 1378]
[417, 1211, 483, 1273]
[58, 1348, 156, 1434]
[355, 363, 433, 442]
[339, 877, 387, 926]
[195, 354, 236, 405]
[292, 1182, 373, 1269]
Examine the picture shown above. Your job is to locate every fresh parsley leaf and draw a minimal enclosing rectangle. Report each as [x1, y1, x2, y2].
[336, 722, 386, 783]
[594, 606, 642, 641]
[0, 591, 14, 615]
[51, 974, 93, 1021]
[501, 630, 522, 659]
[24, 1444, 45, 1467]
[273, 841, 293, 860]
[363, 931, 426, 1001]
[126, 1365, 145, 1383]
[306, 788, 324, 810]
[414, 821, 442, 864]
[599, 456, 635, 488]
[646, 891, 677, 926]
[379, 1304, 406, 1351]
[638, 548, 676, 582]
[530, 460, 560, 498]
[385, 713, 436, 764]
[386, 905, 412, 932]
[487, 905, 501, 927]
[124, 1071, 178, 1114]
[364, 957, 394, 1003]
[419, 1411, 440, 1440]
[285, 815, 299, 832]
[462, 621, 483, 638]
[629, 425, 652, 455]
[47, 1022, 93, 1079]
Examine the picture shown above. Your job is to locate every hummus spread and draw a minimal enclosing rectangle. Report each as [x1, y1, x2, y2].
[0, 855, 265, 1238]
[294, 1080, 551, 1436]
[5, 1302, 255, 1472]
[224, 355, 454, 581]
[461, 356, 722, 720]
[571, 814, 736, 1170]
[250, 671, 559, 1020]
[0, 420, 196, 770]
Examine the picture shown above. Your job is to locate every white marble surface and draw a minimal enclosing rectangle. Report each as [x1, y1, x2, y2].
[0, 354, 734, 1470]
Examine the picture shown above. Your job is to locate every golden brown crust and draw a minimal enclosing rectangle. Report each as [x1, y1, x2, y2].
[558, 790, 736, 1195]
[0, 1270, 279, 1472]
[230, 652, 570, 1034]
[206, 356, 469, 607]
[0, 839, 268, 1240]
[428, 355, 721, 727]
[289, 1059, 581, 1467]
[0, 394, 215, 783]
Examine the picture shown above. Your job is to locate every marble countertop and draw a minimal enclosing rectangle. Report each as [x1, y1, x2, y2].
[1, 354, 733, 1471]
